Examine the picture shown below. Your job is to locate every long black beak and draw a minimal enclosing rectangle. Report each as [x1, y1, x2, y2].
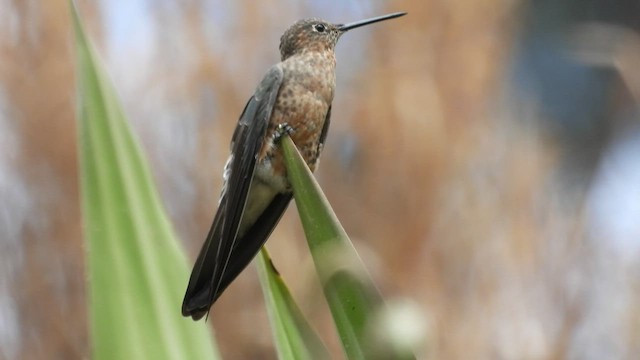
[337, 12, 407, 32]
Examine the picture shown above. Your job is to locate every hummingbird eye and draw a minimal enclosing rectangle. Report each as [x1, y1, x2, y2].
[313, 23, 327, 33]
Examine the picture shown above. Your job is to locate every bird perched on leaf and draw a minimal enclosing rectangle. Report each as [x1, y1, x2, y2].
[182, 11, 407, 320]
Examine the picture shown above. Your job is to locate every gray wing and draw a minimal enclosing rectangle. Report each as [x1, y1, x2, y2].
[217, 104, 333, 300]
[182, 66, 284, 320]
[202, 106, 336, 313]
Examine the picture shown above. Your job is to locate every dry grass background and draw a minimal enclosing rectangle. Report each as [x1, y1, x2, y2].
[1, 0, 639, 359]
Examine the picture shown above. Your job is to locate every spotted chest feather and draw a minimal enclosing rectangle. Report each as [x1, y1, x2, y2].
[255, 52, 335, 190]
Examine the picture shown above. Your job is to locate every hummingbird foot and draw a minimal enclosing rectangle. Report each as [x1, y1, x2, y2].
[273, 122, 295, 143]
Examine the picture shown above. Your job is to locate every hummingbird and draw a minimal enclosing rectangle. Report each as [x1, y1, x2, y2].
[182, 11, 407, 320]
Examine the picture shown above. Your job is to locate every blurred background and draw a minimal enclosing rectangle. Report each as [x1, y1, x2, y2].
[1, 0, 640, 359]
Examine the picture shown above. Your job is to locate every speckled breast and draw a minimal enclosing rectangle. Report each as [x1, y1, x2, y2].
[255, 52, 336, 192]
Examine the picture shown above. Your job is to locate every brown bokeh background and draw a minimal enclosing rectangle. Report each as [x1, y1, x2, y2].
[2, 0, 640, 359]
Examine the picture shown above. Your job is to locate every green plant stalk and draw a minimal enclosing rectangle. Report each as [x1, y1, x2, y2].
[72, 2, 218, 359]
[256, 247, 330, 359]
[281, 135, 414, 360]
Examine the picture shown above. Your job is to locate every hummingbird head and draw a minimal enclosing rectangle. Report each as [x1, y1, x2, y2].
[279, 12, 407, 61]
[279, 18, 341, 60]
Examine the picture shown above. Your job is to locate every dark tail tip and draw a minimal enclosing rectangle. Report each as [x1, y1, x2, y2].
[182, 303, 209, 321]
[182, 293, 211, 321]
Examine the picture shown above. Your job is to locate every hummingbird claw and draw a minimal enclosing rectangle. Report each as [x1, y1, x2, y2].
[274, 123, 295, 143]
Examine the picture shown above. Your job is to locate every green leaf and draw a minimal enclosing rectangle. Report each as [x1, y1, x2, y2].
[256, 247, 330, 359]
[281, 136, 415, 360]
[71, 3, 219, 359]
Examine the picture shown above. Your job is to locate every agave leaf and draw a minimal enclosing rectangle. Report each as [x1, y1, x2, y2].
[256, 247, 330, 359]
[281, 135, 415, 360]
[72, 3, 219, 358]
